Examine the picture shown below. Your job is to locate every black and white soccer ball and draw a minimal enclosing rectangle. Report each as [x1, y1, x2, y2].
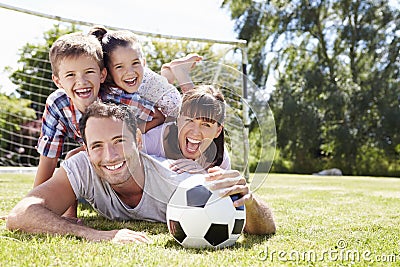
[166, 174, 246, 249]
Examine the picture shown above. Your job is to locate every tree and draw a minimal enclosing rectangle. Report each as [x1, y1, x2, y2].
[142, 39, 213, 75]
[9, 24, 78, 118]
[0, 93, 37, 165]
[223, 0, 400, 176]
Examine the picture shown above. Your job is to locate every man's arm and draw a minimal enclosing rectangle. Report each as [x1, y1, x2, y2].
[205, 168, 276, 235]
[6, 167, 149, 244]
[241, 195, 276, 235]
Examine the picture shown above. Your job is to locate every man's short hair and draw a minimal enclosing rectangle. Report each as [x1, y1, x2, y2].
[79, 101, 138, 145]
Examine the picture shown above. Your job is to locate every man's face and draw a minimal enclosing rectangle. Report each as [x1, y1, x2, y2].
[84, 116, 140, 186]
[52, 55, 107, 113]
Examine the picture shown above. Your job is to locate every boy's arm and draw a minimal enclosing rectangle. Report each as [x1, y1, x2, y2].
[140, 108, 165, 133]
[33, 155, 58, 187]
[34, 90, 69, 187]
[7, 167, 149, 244]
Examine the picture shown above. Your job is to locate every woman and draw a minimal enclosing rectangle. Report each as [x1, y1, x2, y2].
[142, 85, 230, 173]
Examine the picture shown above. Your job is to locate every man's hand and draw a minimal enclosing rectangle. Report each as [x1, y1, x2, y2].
[205, 167, 276, 235]
[205, 167, 252, 208]
[91, 229, 151, 244]
[111, 229, 151, 244]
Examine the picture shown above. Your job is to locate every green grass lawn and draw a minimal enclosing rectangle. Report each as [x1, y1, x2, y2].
[1, 173, 399, 266]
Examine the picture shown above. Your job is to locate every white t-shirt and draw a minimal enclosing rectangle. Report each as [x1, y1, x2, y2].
[62, 151, 189, 223]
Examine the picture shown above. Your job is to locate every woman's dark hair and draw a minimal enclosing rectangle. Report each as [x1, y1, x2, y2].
[180, 85, 225, 125]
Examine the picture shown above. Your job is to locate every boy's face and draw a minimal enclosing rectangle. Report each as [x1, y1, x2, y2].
[108, 45, 145, 93]
[52, 55, 107, 112]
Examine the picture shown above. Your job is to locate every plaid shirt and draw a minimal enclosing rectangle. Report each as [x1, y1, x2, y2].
[37, 89, 84, 158]
[99, 86, 155, 121]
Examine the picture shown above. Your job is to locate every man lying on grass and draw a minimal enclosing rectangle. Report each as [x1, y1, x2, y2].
[6, 101, 276, 244]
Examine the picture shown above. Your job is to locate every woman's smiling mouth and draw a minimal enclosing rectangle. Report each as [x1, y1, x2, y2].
[186, 137, 201, 153]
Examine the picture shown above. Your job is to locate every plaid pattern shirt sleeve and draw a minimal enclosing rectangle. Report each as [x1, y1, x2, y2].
[100, 86, 156, 121]
[36, 89, 83, 158]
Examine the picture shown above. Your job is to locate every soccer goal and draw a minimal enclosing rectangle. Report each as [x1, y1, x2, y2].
[0, 3, 275, 182]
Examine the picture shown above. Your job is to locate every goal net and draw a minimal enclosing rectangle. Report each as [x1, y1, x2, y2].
[0, 3, 276, 183]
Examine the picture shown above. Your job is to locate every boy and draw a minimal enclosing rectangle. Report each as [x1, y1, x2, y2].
[34, 32, 108, 218]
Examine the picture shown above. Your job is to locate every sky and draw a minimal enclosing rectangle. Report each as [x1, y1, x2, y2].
[0, 0, 238, 93]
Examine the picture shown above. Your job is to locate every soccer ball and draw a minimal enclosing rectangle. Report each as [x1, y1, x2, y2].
[166, 174, 246, 249]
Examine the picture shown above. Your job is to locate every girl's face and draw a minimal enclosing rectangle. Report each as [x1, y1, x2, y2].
[108, 45, 145, 93]
[176, 115, 223, 160]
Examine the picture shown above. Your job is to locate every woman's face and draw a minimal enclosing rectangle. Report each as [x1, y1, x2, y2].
[176, 115, 223, 160]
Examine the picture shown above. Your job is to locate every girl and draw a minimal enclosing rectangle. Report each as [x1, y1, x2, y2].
[90, 26, 201, 132]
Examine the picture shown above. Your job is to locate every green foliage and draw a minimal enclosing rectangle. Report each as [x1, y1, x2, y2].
[142, 39, 214, 75]
[0, 94, 36, 165]
[269, 148, 293, 173]
[223, 0, 400, 176]
[356, 145, 399, 177]
[248, 116, 276, 173]
[9, 24, 78, 112]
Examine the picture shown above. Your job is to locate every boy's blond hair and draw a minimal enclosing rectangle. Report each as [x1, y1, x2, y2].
[49, 32, 105, 77]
